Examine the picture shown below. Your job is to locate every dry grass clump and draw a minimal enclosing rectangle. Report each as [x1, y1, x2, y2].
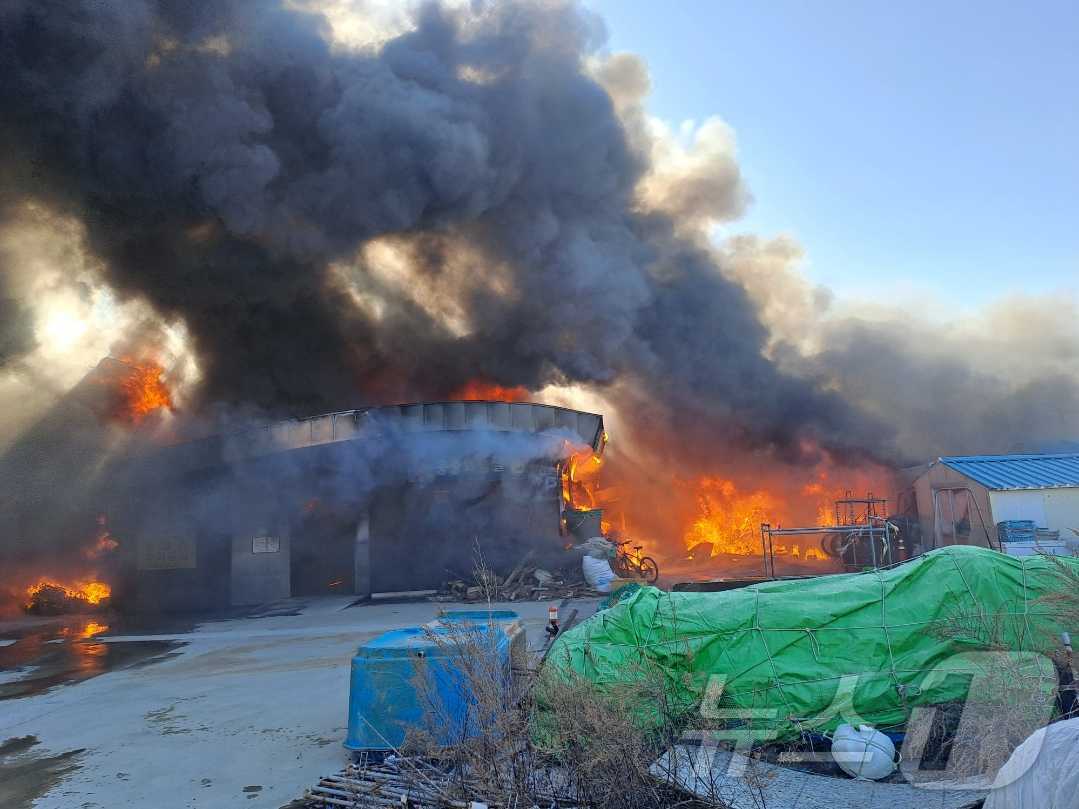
[403, 617, 717, 808]
[909, 564, 1076, 786]
[1039, 553, 1079, 630]
[530, 664, 691, 808]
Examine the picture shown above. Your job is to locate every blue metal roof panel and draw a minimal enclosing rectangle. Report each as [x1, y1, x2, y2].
[939, 453, 1079, 490]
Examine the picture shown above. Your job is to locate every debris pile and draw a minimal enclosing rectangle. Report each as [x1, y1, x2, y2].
[435, 554, 596, 603]
[651, 745, 988, 809]
[303, 757, 579, 809]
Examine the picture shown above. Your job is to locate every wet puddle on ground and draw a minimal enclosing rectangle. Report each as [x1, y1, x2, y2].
[0, 735, 85, 809]
[0, 616, 185, 700]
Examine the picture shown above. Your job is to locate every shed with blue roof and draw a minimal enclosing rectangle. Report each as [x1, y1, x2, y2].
[910, 452, 1079, 551]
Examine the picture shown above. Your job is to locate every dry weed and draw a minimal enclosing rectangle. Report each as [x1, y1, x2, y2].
[403, 609, 722, 806]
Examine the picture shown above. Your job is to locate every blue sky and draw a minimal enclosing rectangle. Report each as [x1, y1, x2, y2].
[588, 0, 1078, 307]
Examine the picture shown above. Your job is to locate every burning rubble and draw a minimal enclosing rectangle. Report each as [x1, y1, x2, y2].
[24, 579, 112, 615]
[684, 477, 778, 557]
[4, 512, 121, 616]
[554, 427, 899, 580]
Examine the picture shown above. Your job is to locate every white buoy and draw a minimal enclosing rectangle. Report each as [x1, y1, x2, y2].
[831, 723, 897, 780]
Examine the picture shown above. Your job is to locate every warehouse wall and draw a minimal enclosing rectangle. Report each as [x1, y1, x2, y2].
[230, 527, 290, 607]
[128, 404, 601, 611]
[135, 531, 230, 612]
[989, 487, 1079, 540]
[368, 462, 563, 593]
[1044, 489, 1079, 538]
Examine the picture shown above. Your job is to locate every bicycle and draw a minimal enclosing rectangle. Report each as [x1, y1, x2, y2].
[611, 539, 660, 584]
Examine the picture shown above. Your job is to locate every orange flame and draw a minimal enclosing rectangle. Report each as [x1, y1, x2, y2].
[113, 359, 173, 423]
[684, 478, 777, 556]
[587, 437, 895, 574]
[449, 379, 529, 402]
[83, 534, 120, 560]
[561, 446, 604, 512]
[24, 578, 111, 609]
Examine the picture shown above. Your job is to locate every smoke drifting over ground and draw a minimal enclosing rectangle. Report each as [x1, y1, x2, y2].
[0, 0, 1076, 474]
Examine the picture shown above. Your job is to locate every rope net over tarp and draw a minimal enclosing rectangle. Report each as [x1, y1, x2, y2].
[545, 546, 1079, 740]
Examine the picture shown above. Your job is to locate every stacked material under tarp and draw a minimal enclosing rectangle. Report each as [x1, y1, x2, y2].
[997, 520, 1038, 543]
[998, 520, 1062, 543]
[546, 546, 1079, 740]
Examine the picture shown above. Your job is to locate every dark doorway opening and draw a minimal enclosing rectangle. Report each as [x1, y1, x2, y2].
[289, 504, 357, 596]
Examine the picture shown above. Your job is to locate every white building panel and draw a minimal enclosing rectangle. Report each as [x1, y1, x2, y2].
[989, 490, 1049, 527]
[1043, 488, 1079, 542]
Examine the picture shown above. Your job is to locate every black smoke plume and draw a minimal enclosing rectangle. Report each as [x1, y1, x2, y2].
[0, 0, 882, 463]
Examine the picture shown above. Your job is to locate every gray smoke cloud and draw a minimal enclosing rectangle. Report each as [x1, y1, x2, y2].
[803, 320, 1079, 461]
[0, 205, 38, 366]
[721, 236, 1079, 462]
[0, 292, 34, 366]
[0, 0, 883, 466]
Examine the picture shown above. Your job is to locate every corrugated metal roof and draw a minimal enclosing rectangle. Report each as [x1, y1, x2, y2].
[939, 453, 1079, 491]
[162, 401, 605, 471]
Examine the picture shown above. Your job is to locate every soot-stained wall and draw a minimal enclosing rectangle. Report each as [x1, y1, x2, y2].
[127, 404, 601, 611]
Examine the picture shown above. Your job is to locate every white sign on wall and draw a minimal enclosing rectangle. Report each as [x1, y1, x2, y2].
[252, 535, 281, 554]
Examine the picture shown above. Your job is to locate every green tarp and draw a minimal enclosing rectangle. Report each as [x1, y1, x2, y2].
[547, 546, 1078, 739]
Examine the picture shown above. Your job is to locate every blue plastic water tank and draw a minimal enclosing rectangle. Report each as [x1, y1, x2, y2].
[344, 623, 513, 752]
[429, 609, 527, 670]
[432, 609, 520, 623]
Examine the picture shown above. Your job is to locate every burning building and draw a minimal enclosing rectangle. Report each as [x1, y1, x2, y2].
[121, 401, 604, 611]
[2, 0, 1076, 621]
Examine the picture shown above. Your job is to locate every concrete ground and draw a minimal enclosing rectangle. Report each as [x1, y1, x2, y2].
[0, 596, 599, 809]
